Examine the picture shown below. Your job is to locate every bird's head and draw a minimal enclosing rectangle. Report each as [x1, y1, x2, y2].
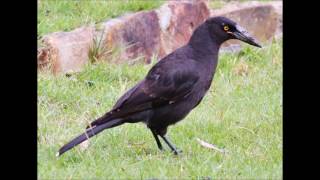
[205, 16, 261, 48]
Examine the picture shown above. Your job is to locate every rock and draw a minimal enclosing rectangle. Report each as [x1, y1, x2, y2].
[99, 0, 209, 63]
[211, 1, 282, 49]
[99, 11, 161, 64]
[37, 0, 282, 74]
[37, 47, 49, 69]
[38, 0, 210, 73]
[156, 0, 210, 58]
[38, 26, 95, 74]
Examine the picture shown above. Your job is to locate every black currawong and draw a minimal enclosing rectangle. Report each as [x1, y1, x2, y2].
[57, 16, 261, 157]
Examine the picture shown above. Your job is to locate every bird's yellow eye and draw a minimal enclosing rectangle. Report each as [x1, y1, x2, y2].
[223, 25, 230, 31]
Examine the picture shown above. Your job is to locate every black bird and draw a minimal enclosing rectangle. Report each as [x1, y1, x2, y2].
[57, 16, 261, 157]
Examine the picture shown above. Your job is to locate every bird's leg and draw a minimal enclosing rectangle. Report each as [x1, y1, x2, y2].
[159, 134, 182, 155]
[151, 130, 164, 151]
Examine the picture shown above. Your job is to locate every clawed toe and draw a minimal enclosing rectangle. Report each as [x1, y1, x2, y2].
[173, 148, 182, 155]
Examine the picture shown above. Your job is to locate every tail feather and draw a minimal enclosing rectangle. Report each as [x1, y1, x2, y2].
[57, 118, 123, 157]
[86, 114, 112, 129]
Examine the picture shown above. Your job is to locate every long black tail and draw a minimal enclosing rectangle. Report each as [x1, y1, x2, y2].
[56, 118, 124, 157]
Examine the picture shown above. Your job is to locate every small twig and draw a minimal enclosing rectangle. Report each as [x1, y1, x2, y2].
[235, 126, 255, 134]
[196, 138, 226, 154]
[128, 141, 146, 147]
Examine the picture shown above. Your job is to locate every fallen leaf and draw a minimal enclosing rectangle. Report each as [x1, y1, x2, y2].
[79, 139, 90, 151]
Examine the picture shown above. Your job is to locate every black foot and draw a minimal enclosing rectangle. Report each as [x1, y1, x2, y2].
[173, 148, 183, 155]
[158, 145, 165, 152]
[160, 134, 182, 155]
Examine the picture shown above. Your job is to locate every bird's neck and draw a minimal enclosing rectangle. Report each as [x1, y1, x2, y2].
[188, 23, 221, 62]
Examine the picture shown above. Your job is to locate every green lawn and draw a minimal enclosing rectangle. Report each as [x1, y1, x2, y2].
[37, 0, 276, 39]
[37, 0, 163, 38]
[38, 40, 282, 179]
[209, 0, 277, 9]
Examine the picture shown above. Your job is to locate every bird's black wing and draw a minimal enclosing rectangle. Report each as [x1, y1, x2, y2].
[90, 59, 199, 127]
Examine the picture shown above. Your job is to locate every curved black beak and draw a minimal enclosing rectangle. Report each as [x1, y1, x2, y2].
[232, 25, 262, 48]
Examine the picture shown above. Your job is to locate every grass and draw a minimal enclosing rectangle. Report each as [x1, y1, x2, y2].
[37, 0, 163, 38]
[37, 0, 276, 38]
[209, 0, 278, 9]
[38, 39, 282, 179]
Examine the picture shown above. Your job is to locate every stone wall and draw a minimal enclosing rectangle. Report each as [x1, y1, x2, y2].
[38, 0, 282, 74]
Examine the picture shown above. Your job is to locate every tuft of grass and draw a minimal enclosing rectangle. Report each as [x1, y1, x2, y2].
[37, 0, 163, 38]
[88, 28, 110, 64]
[38, 40, 282, 179]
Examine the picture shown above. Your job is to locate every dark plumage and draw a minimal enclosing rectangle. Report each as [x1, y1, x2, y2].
[57, 16, 261, 157]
